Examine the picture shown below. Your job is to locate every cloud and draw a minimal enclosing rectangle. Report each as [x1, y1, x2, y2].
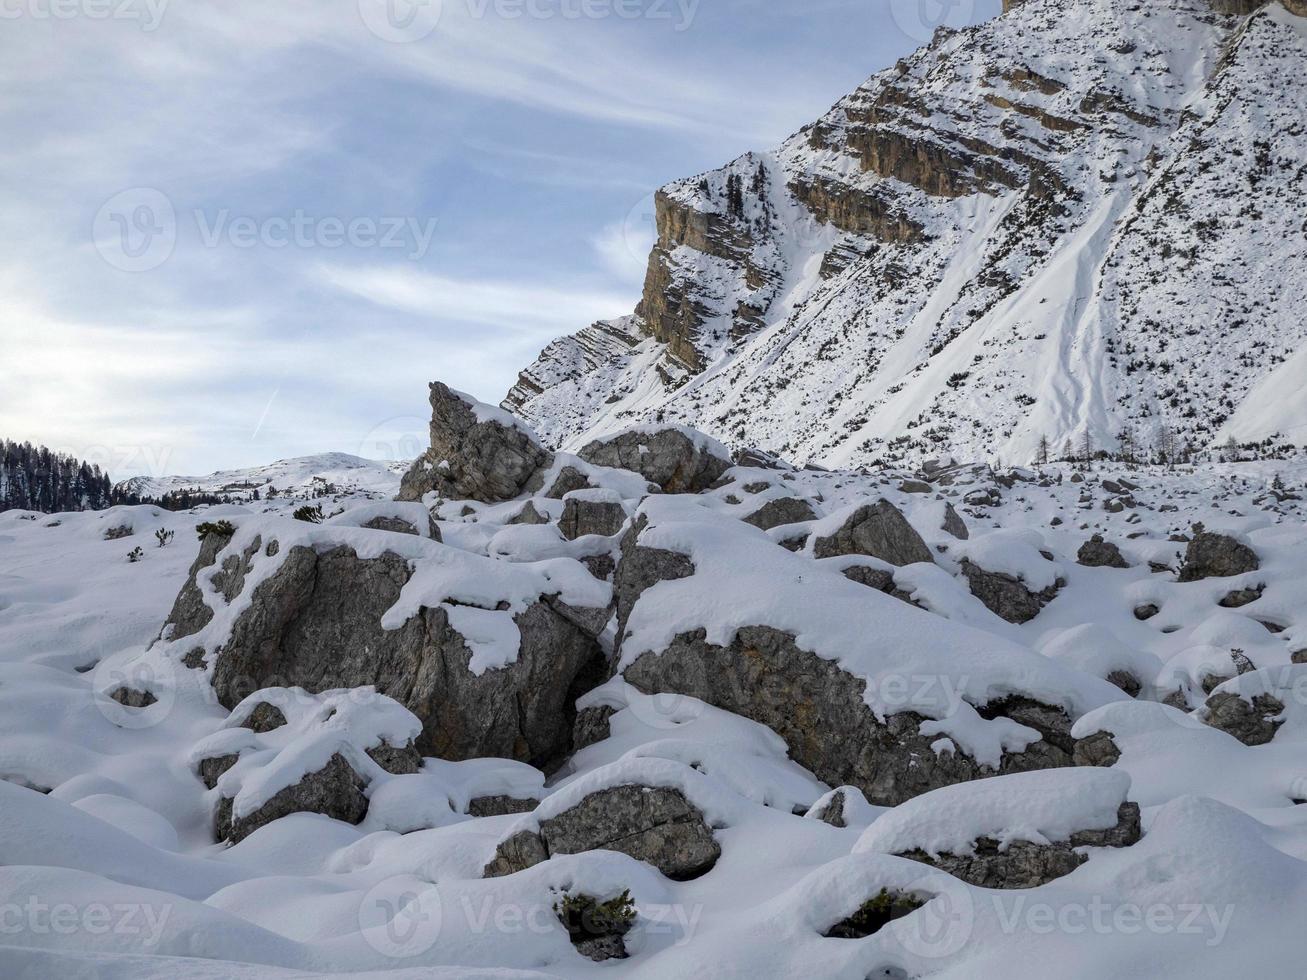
[314, 262, 634, 331]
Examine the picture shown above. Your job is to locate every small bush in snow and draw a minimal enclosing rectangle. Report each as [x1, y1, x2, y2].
[155, 528, 174, 548]
[126, 546, 144, 563]
[293, 504, 324, 524]
[195, 520, 236, 541]
[825, 889, 924, 939]
[554, 890, 636, 960]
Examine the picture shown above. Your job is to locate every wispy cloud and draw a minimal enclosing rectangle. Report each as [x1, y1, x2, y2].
[314, 263, 633, 330]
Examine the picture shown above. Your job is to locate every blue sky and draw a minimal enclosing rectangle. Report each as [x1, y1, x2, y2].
[0, 0, 998, 478]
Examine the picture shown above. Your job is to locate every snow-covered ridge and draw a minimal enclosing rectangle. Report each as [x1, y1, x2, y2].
[507, 0, 1307, 468]
[116, 452, 404, 502]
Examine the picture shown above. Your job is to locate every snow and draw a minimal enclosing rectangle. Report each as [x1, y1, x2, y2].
[854, 768, 1132, 858]
[5, 449, 1307, 976]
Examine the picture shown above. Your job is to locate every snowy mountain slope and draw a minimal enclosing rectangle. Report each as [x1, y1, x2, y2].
[117, 453, 404, 503]
[505, 0, 1307, 467]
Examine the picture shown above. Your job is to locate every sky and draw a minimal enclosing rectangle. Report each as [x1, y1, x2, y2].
[0, 0, 999, 479]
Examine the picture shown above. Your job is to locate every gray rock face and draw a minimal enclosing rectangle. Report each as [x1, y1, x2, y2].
[544, 466, 594, 499]
[1077, 534, 1129, 569]
[1072, 730, 1122, 768]
[840, 565, 916, 606]
[216, 752, 368, 845]
[507, 501, 550, 526]
[613, 518, 695, 660]
[482, 829, 550, 878]
[197, 753, 238, 790]
[742, 496, 817, 531]
[167, 542, 605, 771]
[108, 687, 157, 708]
[365, 740, 424, 775]
[579, 428, 729, 494]
[812, 500, 933, 566]
[484, 785, 720, 881]
[1202, 692, 1285, 746]
[467, 795, 541, 818]
[941, 503, 969, 540]
[362, 515, 441, 540]
[157, 530, 234, 644]
[559, 498, 627, 540]
[1178, 529, 1260, 582]
[733, 447, 787, 470]
[239, 701, 287, 734]
[622, 626, 1075, 806]
[808, 790, 849, 828]
[1133, 603, 1160, 621]
[895, 802, 1141, 888]
[398, 382, 551, 503]
[573, 704, 617, 751]
[961, 560, 1061, 624]
[1219, 586, 1264, 609]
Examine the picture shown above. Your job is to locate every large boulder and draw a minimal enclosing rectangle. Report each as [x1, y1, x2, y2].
[742, 496, 817, 531]
[398, 383, 551, 503]
[484, 783, 720, 881]
[160, 526, 610, 771]
[961, 560, 1061, 624]
[578, 427, 731, 494]
[558, 490, 628, 540]
[854, 769, 1141, 888]
[1076, 534, 1129, 569]
[622, 625, 1078, 807]
[1197, 667, 1305, 746]
[1177, 527, 1260, 582]
[811, 500, 933, 566]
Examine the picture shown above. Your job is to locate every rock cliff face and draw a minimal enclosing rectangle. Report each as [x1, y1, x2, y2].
[506, 0, 1307, 467]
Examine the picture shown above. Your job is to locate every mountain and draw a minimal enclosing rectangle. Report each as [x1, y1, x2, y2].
[115, 453, 404, 505]
[505, 0, 1307, 468]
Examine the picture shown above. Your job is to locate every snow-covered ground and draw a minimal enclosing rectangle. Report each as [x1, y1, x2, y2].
[3, 447, 1307, 977]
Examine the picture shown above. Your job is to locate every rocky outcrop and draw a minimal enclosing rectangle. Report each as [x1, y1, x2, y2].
[579, 428, 730, 494]
[484, 785, 720, 881]
[1178, 528, 1260, 582]
[1077, 534, 1129, 569]
[896, 802, 1142, 888]
[812, 500, 933, 566]
[622, 626, 1076, 806]
[398, 383, 551, 503]
[961, 560, 1061, 624]
[169, 542, 606, 771]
